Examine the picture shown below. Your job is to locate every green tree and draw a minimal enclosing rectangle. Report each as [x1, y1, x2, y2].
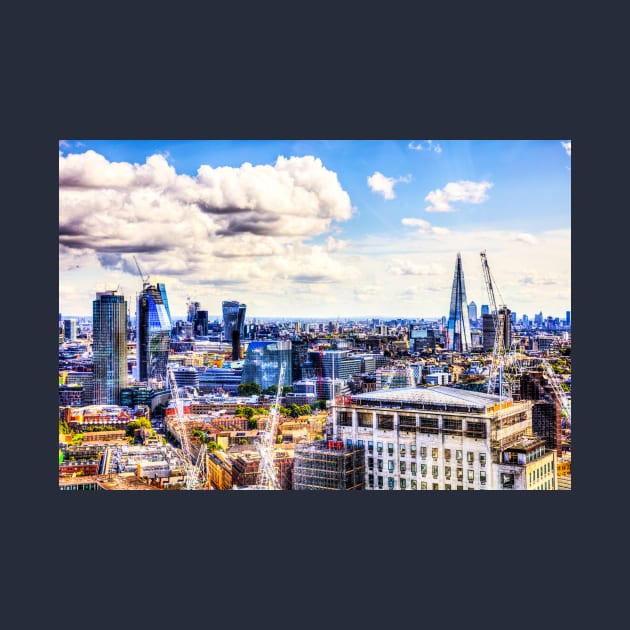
[247, 418, 258, 430]
[235, 406, 255, 419]
[238, 382, 262, 396]
[126, 417, 151, 436]
[207, 441, 222, 452]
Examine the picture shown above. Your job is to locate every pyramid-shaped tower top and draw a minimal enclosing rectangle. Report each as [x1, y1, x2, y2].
[446, 252, 472, 352]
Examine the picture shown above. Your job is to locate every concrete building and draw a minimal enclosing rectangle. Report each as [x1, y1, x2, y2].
[330, 386, 557, 490]
[293, 440, 365, 490]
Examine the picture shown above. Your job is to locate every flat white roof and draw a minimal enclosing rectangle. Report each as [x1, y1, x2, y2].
[350, 386, 502, 409]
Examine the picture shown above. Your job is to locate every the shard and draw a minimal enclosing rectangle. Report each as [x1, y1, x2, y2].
[446, 253, 472, 352]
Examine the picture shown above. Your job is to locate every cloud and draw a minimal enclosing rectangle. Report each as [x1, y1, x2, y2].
[401, 217, 450, 235]
[59, 140, 71, 149]
[408, 140, 442, 153]
[387, 259, 445, 276]
[424, 180, 493, 212]
[561, 140, 571, 157]
[510, 232, 538, 245]
[326, 236, 350, 252]
[367, 171, 412, 200]
[519, 273, 560, 286]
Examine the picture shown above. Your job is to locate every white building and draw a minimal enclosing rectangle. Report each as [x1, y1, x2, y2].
[330, 386, 557, 490]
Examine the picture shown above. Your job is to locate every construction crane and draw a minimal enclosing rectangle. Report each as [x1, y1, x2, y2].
[167, 365, 207, 490]
[480, 250, 518, 399]
[256, 362, 286, 490]
[133, 255, 150, 289]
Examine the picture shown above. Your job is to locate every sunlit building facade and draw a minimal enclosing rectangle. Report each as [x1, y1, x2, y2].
[242, 340, 292, 390]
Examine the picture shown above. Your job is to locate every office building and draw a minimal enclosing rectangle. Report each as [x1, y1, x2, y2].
[468, 301, 478, 326]
[446, 253, 472, 352]
[92, 291, 127, 405]
[482, 307, 512, 353]
[63, 319, 77, 342]
[481, 304, 489, 316]
[331, 386, 556, 490]
[293, 441, 365, 490]
[222, 300, 247, 359]
[136, 283, 171, 387]
[242, 340, 292, 390]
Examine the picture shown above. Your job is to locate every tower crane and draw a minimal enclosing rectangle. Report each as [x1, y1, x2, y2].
[167, 365, 207, 490]
[133, 255, 151, 289]
[256, 362, 286, 490]
[480, 250, 519, 399]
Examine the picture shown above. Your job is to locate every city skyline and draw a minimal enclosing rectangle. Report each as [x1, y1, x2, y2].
[59, 139, 571, 319]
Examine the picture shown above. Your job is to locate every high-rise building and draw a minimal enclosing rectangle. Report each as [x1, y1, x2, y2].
[482, 308, 512, 353]
[481, 304, 489, 316]
[92, 291, 128, 405]
[446, 253, 472, 352]
[157, 283, 172, 324]
[194, 310, 208, 337]
[63, 319, 77, 342]
[136, 283, 171, 387]
[293, 441, 365, 490]
[242, 340, 292, 390]
[565, 311, 571, 326]
[222, 300, 247, 360]
[468, 301, 478, 326]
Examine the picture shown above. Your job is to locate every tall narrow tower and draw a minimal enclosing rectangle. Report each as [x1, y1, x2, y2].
[446, 253, 472, 352]
[92, 290, 128, 405]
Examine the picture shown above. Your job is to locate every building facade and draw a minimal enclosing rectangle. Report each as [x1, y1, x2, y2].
[136, 283, 171, 387]
[242, 340, 292, 390]
[330, 386, 556, 490]
[446, 253, 472, 352]
[92, 291, 128, 405]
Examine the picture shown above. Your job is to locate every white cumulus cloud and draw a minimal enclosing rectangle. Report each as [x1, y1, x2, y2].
[401, 217, 450, 235]
[561, 140, 571, 157]
[424, 180, 493, 212]
[408, 140, 443, 153]
[367, 171, 412, 200]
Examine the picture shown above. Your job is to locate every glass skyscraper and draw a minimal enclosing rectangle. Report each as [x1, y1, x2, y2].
[136, 283, 172, 387]
[92, 291, 128, 405]
[222, 300, 246, 341]
[446, 253, 472, 352]
[242, 340, 292, 390]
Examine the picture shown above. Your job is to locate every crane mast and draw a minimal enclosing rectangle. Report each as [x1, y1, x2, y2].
[133, 255, 151, 289]
[168, 365, 206, 490]
[256, 362, 286, 490]
[480, 251, 510, 399]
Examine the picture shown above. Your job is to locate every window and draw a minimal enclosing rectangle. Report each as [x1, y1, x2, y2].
[432, 483, 439, 491]
[432, 465, 438, 478]
[420, 446, 427, 459]
[378, 476, 383, 488]
[501, 473, 514, 489]
[457, 485, 463, 490]
[388, 477, 394, 489]
[400, 461, 406, 474]
[468, 469, 474, 483]
[445, 484, 451, 490]
[388, 460, 394, 473]
[421, 464, 427, 476]
[368, 457, 374, 470]
[411, 462, 417, 475]
[411, 479, 417, 490]
[368, 474, 374, 487]
[444, 448, 451, 461]
[479, 453, 486, 467]
[400, 444, 406, 456]
[377, 442, 383, 454]
[357, 439, 364, 448]
[457, 467, 463, 481]
[420, 481, 427, 490]
[480, 471, 486, 485]
[387, 443, 394, 456]
[377, 460, 383, 472]
[368, 441, 374, 453]
[445, 467, 451, 480]
[432, 447, 438, 460]
[467, 451, 474, 465]
[346, 439, 353, 447]
[410, 444, 417, 457]
[400, 478, 407, 489]
[456, 449, 463, 462]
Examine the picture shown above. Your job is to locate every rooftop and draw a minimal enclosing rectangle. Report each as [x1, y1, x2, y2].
[349, 386, 503, 409]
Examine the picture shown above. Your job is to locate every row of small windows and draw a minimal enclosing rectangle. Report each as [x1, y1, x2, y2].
[366, 458, 487, 484]
[367, 476, 475, 490]
[342, 413, 486, 436]
[529, 461, 554, 484]
[357, 440, 487, 466]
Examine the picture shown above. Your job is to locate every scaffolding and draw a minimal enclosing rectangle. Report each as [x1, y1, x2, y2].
[292, 441, 365, 490]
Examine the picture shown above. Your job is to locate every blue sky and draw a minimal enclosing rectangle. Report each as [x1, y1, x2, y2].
[59, 139, 571, 320]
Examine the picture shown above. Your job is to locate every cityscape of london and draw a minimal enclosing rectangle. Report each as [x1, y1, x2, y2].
[58, 139, 571, 491]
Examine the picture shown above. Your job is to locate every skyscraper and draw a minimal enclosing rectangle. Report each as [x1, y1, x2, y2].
[481, 304, 489, 316]
[242, 340, 292, 390]
[446, 253, 472, 352]
[92, 290, 128, 405]
[136, 283, 172, 387]
[223, 300, 247, 360]
[468, 301, 478, 326]
[482, 307, 512, 353]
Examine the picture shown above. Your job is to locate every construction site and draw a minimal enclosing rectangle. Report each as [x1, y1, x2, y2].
[292, 440, 365, 490]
